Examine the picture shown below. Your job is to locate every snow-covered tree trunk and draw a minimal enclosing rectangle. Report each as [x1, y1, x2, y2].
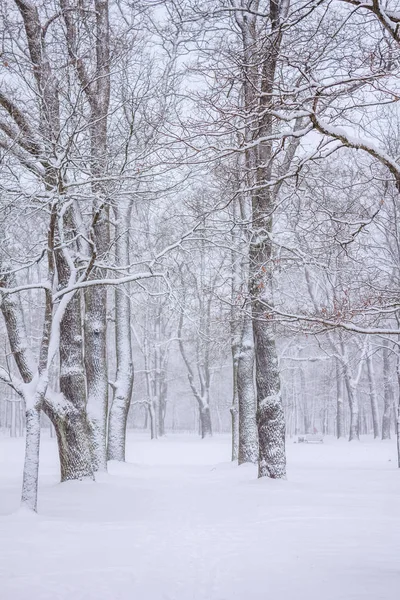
[178, 306, 213, 439]
[237, 313, 258, 464]
[344, 375, 359, 441]
[149, 402, 157, 440]
[53, 211, 94, 481]
[397, 401, 400, 469]
[155, 310, 166, 437]
[366, 344, 379, 438]
[61, 0, 111, 471]
[230, 199, 241, 460]
[230, 367, 239, 460]
[336, 359, 345, 439]
[236, 1, 287, 479]
[10, 401, 17, 438]
[84, 289, 108, 471]
[199, 398, 212, 438]
[21, 405, 41, 512]
[107, 202, 134, 461]
[0, 261, 41, 510]
[382, 340, 393, 440]
[53, 287, 94, 480]
[300, 369, 312, 434]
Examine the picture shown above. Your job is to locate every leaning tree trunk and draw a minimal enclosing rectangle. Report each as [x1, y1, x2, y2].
[1, 260, 41, 510]
[107, 203, 134, 461]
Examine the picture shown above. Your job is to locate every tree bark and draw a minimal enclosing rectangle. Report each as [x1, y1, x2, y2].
[344, 375, 359, 441]
[366, 345, 380, 438]
[149, 403, 157, 440]
[55, 212, 94, 480]
[61, 0, 111, 472]
[107, 204, 134, 461]
[382, 340, 393, 440]
[336, 358, 345, 438]
[21, 406, 41, 512]
[237, 314, 258, 464]
[200, 403, 212, 438]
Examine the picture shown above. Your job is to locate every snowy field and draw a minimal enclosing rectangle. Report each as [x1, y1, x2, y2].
[1, 433, 399, 600]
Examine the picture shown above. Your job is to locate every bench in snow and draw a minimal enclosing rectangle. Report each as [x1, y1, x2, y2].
[298, 434, 324, 444]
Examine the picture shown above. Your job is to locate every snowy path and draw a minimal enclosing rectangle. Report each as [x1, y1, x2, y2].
[1, 433, 399, 600]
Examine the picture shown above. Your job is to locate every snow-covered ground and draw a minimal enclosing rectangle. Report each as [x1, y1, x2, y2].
[0, 432, 399, 600]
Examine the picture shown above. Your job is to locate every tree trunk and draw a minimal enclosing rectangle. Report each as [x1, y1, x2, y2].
[397, 401, 400, 469]
[366, 348, 380, 438]
[158, 395, 166, 437]
[21, 406, 41, 512]
[300, 369, 312, 434]
[336, 358, 345, 438]
[10, 401, 17, 438]
[344, 376, 359, 441]
[382, 340, 393, 440]
[200, 403, 212, 438]
[107, 202, 134, 461]
[253, 318, 286, 478]
[237, 314, 258, 464]
[230, 403, 239, 460]
[55, 214, 94, 480]
[239, 3, 286, 480]
[62, 0, 111, 473]
[50, 407, 94, 481]
[84, 290, 108, 471]
[149, 403, 157, 439]
[230, 320, 240, 460]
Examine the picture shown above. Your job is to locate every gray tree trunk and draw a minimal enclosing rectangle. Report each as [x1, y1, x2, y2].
[54, 211, 94, 481]
[200, 403, 212, 438]
[62, 0, 111, 472]
[237, 314, 258, 464]
[21, 406, 41, 512]
[382, 340, 393, 440]
[366, 345, 380, 438]
[344, 375, 359, 441]
[107, 202, 134, 461]
[336, 358, 345, 438]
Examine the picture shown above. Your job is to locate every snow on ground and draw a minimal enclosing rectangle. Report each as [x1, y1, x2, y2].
[0, 432, 399, 600]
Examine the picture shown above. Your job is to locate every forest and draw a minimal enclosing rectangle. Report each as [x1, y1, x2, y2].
[0, 2, 399, 599]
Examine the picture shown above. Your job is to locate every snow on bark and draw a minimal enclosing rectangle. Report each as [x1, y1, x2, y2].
[61, 0, 111, 472]
[366, 343, 380, 439]
[84, 308, 108, 471]
[382, 340, 393, 440]
[107, 268, 133, 459]
[54, 211, 94, 481]
[20, 404, 41, 512]
[107, 199, 133, 461]
[237, 314, 258, 464]
[335, 359, 345, 438]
